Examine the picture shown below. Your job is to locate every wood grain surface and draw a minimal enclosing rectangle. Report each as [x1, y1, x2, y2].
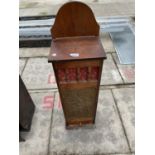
[51, 1, 99, 39]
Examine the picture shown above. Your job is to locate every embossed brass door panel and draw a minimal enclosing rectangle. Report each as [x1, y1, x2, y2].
[61, 87, 97, 126]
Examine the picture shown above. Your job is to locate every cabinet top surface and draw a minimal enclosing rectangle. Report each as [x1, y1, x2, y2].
[48, 36, 106, 62]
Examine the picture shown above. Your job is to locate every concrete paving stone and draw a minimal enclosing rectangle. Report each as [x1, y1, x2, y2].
[19, 1, 135, 17]
[19, 48, 50, 58]
[101, 54, 123, 85]
[100, 32, 115, 53]
[112, 53, 135, 83]
[20, 91, 54, 155]
[22, 57, 57, 90]
[20, 0, 134, 7]
[49, 90, 130, 155]
[19, 58, 27, 75]
[112, 88, 135, 151]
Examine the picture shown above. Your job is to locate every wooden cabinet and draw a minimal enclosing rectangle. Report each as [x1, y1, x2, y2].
[19, 76, 35, 141]
[48, 2, 106, 128]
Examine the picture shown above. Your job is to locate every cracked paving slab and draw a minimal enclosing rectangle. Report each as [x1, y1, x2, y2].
[49, 90, 130, 155]
[112, 87, 135, 151]
[101, 54, 123, 85]
[20, 91, 55, 155]
[112, 53, 135, 83]
[19, 59, 27, 75]
[22, 57, 57, 90]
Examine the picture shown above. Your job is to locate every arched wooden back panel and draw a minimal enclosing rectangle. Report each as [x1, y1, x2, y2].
[51, 1, 99, 39]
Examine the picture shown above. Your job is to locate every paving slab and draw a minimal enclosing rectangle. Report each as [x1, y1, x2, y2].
[20, 1, 135, 17]
[101, 54, 123, 85]
[49, 90, 130, 155]
[22, 57, 57, 90]
[19, 58, 27, 75]
[20, 0, 134, 6]
[20, 91, 54, 155]
[19, 48, 49, 58]
[112, 53, 135, 83]
[100, 32, 115, 53]
[112, 88, 135, 151]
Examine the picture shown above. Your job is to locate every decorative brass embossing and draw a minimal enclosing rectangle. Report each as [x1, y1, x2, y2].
[61, 88, 97, 122]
